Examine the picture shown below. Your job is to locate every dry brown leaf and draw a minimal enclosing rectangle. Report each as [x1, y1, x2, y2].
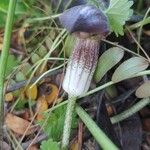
[25, 84, 38, 100]
[106, 105, 114, 116]
[5, 93, 14, 102]
[70, 139, 79, 150]
[28, 144, 38, 150]
[5, 113, 36, 135]
[45, 84, 59, 105]
[36, 96, 48, 121]
[36, 96, 48, 112]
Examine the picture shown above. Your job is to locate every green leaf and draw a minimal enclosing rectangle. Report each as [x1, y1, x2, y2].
[37, 105, 77, 141]
[135, 81, 150, 98]
[14, 98, 27, 110]
[40, 139, 60, 150]
[94, 47, 124, 83]
[63, 35, 75, 57]
[37, 45, 48, 58]
[0, 12, 6, 27]
[105, 0, 133, 36]
[15, 71, 26, 82]
[0, 0, 29, 14]
[5, 54, 20, 76]
[0, 0, 36, 27]
[112, 57, 149, 83]
[31, 53, 41, 64]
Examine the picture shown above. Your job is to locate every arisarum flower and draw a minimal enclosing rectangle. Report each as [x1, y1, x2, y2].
[59, 5, 109, 149]
[60, 5, 109, 96]
[63, 35, 100, 96]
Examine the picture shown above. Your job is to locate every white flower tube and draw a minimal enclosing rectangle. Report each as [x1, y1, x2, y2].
[63, 35, 100, 96]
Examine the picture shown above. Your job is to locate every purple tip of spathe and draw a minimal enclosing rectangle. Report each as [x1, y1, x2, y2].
[59, 5, 109, 36]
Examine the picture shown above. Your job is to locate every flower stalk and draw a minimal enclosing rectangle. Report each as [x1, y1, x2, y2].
[61, 96, 77, 150]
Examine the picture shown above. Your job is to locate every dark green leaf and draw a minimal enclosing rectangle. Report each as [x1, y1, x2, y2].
[0, 0, 38, 27]
[40, 139, 60, 150]
[105, 0, 133, 36]
[5, 54, 20, 76]
[37, 104, 77, 141]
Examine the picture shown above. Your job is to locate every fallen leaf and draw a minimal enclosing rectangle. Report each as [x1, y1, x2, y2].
[106, 105, 114, 116]
[0, 141, 11, 150]
[45, 84, 59, 105]
[25, 84, 38, 100]
[36, 96, 48, 121]
[142, 118, 150, 132]
[28, 144, 38, 150]
[70, 139, 79, 150]
[36, 96, 48, 112]
[5, 113, 36, 135]
[5, 93, 13, 102]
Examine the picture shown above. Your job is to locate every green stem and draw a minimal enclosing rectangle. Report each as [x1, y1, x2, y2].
[81, 81, 114, 98]
[76, 106, 119, 150]
[0, 0, 17, 147]
[45, 69, 150, 114]
[111, 98, 150, 124]
[128, 17, 150, 30]
[26, 14, 61, 23]
[61, 96, 77, 150]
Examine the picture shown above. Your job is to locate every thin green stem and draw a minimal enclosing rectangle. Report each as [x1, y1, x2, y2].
[111, 98, 150, 124]
[0, 0, 17, 148]
[61, 96, 77, 150]
[45, 69, 150, 114]
[102, 39, 147, 59]
[76, 106, 119, 150]
[26, 14, 61, 23]
[137, 7, 150, 53]
[128, 17, 150, 30]
[81, 81, 114, 98]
